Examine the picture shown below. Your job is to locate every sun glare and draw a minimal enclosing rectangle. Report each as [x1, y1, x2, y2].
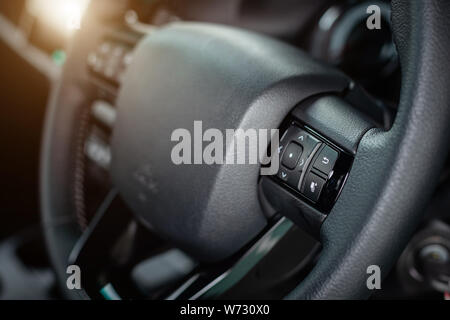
[27, 0, 91, 35]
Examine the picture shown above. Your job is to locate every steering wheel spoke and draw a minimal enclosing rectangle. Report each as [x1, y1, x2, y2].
[165, 217, 321, 300]
[259, 94, 378, 238]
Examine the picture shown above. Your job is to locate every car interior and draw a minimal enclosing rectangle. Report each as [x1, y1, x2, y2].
[0, 0, 449, 300]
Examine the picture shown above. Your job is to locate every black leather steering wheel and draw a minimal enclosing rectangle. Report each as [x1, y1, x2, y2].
[40, 0, 450, 299]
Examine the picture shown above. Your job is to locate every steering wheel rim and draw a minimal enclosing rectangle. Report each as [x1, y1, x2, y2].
[40, 0, 450, 299]
[288, 0, 450, 299]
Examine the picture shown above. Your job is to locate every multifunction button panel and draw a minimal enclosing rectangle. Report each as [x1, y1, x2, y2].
[276, 124, 352, 213]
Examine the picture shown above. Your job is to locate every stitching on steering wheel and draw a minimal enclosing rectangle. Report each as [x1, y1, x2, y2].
[73, 105, 90, 231]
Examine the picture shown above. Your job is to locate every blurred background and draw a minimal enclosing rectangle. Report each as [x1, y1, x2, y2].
[0, 0, 90, 234]
[0, 0, 447, 300]
[0, 0, 92, 299]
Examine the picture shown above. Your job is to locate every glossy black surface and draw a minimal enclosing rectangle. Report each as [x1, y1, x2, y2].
[274, 122, 353, 214]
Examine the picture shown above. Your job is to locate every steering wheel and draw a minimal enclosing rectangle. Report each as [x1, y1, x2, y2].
[40, 0, 450, 299]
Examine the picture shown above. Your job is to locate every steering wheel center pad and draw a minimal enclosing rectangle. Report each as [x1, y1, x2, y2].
[113, 23, 349, 262]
